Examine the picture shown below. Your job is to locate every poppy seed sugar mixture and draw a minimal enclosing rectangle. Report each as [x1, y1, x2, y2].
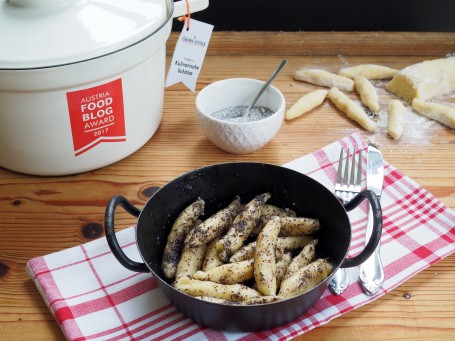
[211, 105, 274, 122]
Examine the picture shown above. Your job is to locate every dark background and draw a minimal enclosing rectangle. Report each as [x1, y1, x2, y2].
[174, 0, 455, 32]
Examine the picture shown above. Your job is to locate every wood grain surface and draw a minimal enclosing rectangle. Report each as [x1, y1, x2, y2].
[0, 31, 454, 340]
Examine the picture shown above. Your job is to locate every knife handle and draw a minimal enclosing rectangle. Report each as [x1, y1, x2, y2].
[359, 205, 385, 295]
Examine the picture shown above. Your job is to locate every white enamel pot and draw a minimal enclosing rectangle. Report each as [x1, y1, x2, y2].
[0, 0, 208, 176]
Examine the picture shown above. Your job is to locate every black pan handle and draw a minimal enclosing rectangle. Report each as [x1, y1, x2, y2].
[104, 195, 149, 273]
[340, 189, 382, 268]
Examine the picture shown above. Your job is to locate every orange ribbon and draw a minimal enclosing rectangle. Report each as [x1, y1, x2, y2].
[177, 0, 191, 30]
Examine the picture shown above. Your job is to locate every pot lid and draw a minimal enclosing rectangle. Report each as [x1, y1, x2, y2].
[0, 0, 171, 69]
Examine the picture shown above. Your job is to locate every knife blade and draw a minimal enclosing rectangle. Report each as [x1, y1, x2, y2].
[359, 143, 384, 295]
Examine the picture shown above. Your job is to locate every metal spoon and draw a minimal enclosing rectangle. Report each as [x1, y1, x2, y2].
[244, 59, 287, 117]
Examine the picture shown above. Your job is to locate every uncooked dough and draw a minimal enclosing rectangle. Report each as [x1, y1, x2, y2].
[387, 99, 406, 140]
[386, 57, 455, 101]
[412, 98, 455, 129]
[339, 64, 399, 79]
[354, 76, 379, 112]
[327, 87, 376, 132]
[285, 89, 328, 120]
[294, 69, 355, 92]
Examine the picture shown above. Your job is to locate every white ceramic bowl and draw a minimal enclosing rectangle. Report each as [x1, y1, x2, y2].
[196, 78, 285, 154]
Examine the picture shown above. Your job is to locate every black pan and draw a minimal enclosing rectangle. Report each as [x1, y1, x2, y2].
[105, 162, 381, 331]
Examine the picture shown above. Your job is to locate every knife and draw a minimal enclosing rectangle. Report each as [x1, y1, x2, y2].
[359, 143, 384, 295]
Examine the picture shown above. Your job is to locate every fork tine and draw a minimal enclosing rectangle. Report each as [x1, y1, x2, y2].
[336, 149, 344, 184]
[356, 150, 362, 185]
[349, 150, 356, 185]
[343, 148, 350, 185]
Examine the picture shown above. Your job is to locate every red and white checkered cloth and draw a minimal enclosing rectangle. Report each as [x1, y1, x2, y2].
[27, 133, 455, 341]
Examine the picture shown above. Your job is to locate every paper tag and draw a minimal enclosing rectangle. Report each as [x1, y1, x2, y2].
[165, 19, 213, 92]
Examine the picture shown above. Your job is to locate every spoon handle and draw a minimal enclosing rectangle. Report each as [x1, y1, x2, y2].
[248, 59, 287, 110]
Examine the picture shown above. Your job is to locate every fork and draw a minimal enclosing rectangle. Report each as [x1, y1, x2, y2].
[328, 148, 363, 295]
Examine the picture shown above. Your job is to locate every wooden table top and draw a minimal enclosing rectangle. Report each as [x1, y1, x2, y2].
[1, 31, 454, 340]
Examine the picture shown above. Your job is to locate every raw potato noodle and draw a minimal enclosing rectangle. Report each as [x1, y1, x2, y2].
[279, 258, 333, 298]
[338, 64, 399, 80]
[216, 193, 271, 261]
[254, 216, 281, 296]
[193, 258, 254, 284]
[387, 99, 406, 140]
[175, 224, 207, 280]
[354, 76, 380, 112]
[174, 277, 261, 302]
[188, 196, 241, 248]
[285, 89, 328, 120]
[386, 56, 455, 101]
[294, 68, 355, 92]
[328, 87, 376, 132]
[162, 198, 205, 279]
[412, 99, 455, 129]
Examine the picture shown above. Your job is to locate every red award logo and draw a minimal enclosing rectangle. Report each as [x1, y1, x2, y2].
[66, 79, 126, 156]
